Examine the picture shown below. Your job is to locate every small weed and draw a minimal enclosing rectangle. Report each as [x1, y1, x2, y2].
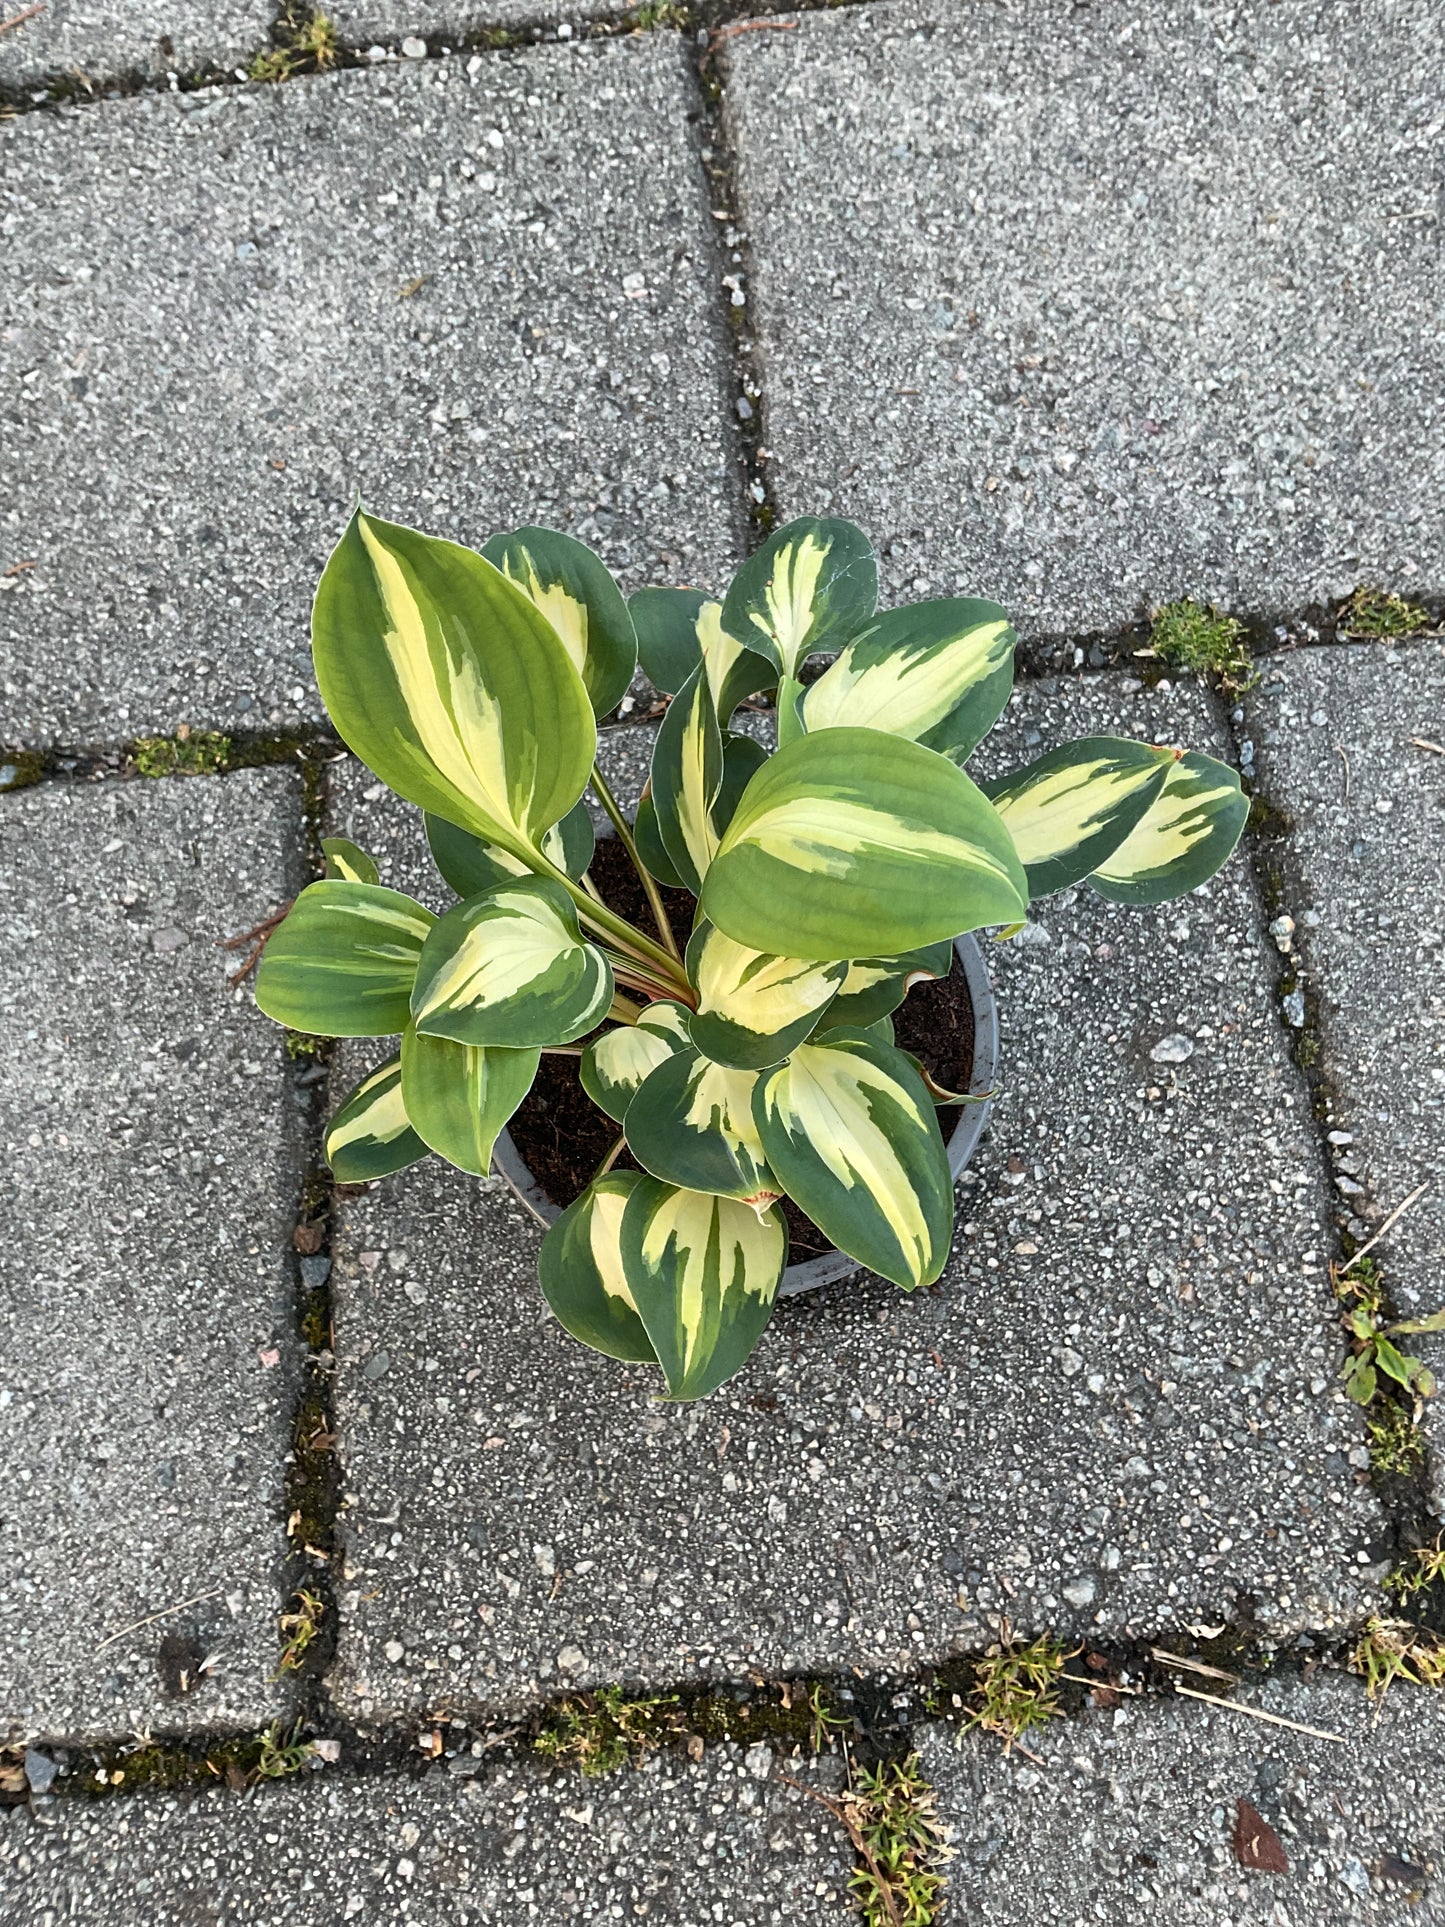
[1367, 1402, 1425, 1478]
[283, 1030, 328, 1060]
[842, 1755, 951, 1927]
[1334, 1257, 1445, 1407]
[132, 729, 232, 778]
[1385, 1538, 1445, 1602]
[965, 1634, 1070, 1748]
[1352, 1618, 1445, 1701]
[631, 0, 690, 26]
[274, 1588, 325, 1677]
[534, 1686, 682, 1776]
[806, 1681, 850, 1753]
[250, 6, 338, 81]
[255, 1721, 315, 1779]
[1147, 599, 1253, 685]
[1337, 586, 1432, 639]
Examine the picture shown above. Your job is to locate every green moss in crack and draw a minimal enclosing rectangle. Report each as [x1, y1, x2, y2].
[283, 1030, 329, 1061]
[0, 750, 45, 793]
[131, 730, 232, 779]
[249, 5, 339, 82]
[534, 1685, 683, 1776]
[1148, 600, 1254, 686]
[65, 1723, 313, 1799]
[631, 0, 690, 25]
[1337, 586, 1432, 639]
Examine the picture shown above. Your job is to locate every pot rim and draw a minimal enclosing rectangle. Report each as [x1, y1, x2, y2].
[491, 930, 1000, 1297]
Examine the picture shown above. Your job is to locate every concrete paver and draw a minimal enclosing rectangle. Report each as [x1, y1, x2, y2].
[0, 0, 270, 88]
[0, 771, 306, 1741]
[322, 679, 1382, 1728]
[920, 1671, 1445, 1924]
[0, 1746, 852, 1923]
[1, 38, 739, 746]
[1244, 640, 1445, 1506]
[725, 0, 1445, 631]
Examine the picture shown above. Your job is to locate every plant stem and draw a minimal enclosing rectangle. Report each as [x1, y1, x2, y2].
[539, 855, 688, 989]
[775, 673, 805, 748]
[592, 1135, 626, 1181]
[607, 990, 644, 1024]
[588, 762, 683, 963]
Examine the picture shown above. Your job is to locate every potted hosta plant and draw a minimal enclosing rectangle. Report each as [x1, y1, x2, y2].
[256, 511, 1247, 1399]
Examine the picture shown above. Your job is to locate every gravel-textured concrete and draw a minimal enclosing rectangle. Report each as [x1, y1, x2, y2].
[1, 40, 740, 746]
[0, 0, 270, 87]
[323, 677, 1382, 1726]
[725, 0, 1445, 632]
[920, 1671, 1445, 1924]
[0, 771, 305, 1741]
[325, 1, 627, 48]
[0, 1746, 852, 1922]
[1245, 641, 1445, 1506]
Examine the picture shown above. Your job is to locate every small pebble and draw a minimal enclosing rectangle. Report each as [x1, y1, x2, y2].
[24, 1751, 59, 1795]
[300, 1255, 331, 1289]
[401, 35, 427, 58]
[364, 1350, 391, 1379]
[1267, 914, 1295, 952]
[1062, 1576, 1096, 1609]
[1281, 988, 1306, 1028]
[744, 1743, 773, 1781]
[1149, 1034, 1194, 1065]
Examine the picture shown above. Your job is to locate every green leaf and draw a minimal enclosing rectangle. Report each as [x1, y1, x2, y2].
[630, 587, 773, 720]
[1389, 1309, 1445, 1337]
[701, 728, 1028, 961]
[714, 731, 768, 841]
[1372, 1335, 1417, 1389]
[324, 1051, 427, 1182]
[814, 942, 954, 1034]
[255, 881, 435, 1036]
[538, 1172, 658, 1364]
[579, 1000, 693, 1123]
[1349, 1306, 1379, 1342]
[1344, 1356, 1377, 1405]
[721, 517, 877, 680]
[312, 508, 595, 858]
[983, 737, 1178, 899]
[753, 1027, 953, 1288]
[650, 663, 723, 894]
[410, 878, 612, 1048]
[801, 598, 1015, 764]
[424, 799, 594, 900]
[321, 837, 379, 886]
[1090, 750, 1249, 906]
[624, 1047, 780, 1207]
[482, 525, 637, 719]
[632, 789, 686, 889]
[399, 1024, 538, 1177]
[685, 920, 844, 1071]
[620, 1179, 786, 1399]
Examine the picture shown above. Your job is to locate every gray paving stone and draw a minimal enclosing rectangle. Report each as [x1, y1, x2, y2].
[1244, 641, 1445, 1506]
[0, 1746, 853, 1922]
[325, 0, 626, 50]
[0, 1, 270, 87]
[0, 770, 306, 1741]
[1, 39, 740, 747]
[918, 1671, 1445, 1924]
[322, 675, 1381, 1727]
[725, 0, 1445, 632]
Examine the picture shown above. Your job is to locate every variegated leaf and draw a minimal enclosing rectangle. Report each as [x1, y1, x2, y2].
[814, 940, 954, 1033]
[649, 662, 723, 894]
[701, 728, 1028, 961]
[425, 799, 595, 901]
[482, 525, 637, 719]
[580, 999, 693, 1122]
[324, 1051, 427, 1182]
[624, 1047, 780, 1208]
[685, 920, 844, 1070]
[321, 837, 379, 886]
[538, 1172, 658, 1364]
[255, 881, 435, 1036]
[721, 517, 877, 680]
[630, 587, 773, 721]
[399, 1024, 538, 1177]
[1090, 750, 1249, 904]
[802, 598, 1016, 764]
[620, 1179, 786, 1399]
[983, 736, 1178, 898]
[313, 509, 595, 859]
[754, 1027, 952, 1289]
[714, 731, 768, 842]
[410, 877, 612, 1048]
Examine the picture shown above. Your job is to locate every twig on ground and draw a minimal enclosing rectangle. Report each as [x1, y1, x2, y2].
[1339, 1182, 1431, 1276]
[709, 17, 797, 46]
[1410, 738, 1445, 757]
[95, 1588, 224, 1655]
[1171, 1685, 1346, 1743]
[0, 5, 44, 36]
[1336, 743, 1351, 801]
[781, 1773, 904, 1927]
[2, 558, 37, 575]
[219, 903, 292, 984]
[1060, 1672, 1142, 1695]
[1149, 1648, 1240, 1685]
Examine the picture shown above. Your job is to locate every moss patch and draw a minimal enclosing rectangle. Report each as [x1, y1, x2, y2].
[1147, 600, 1253, 685]
[1337, 586, 1433, 639]
[131, 729, 232, 778]
[249, 4, 339, 82]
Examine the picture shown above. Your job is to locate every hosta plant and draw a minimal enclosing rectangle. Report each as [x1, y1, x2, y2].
[255, 511, 1247, 1399]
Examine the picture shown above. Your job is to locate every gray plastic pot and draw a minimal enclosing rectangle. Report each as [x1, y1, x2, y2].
[492, 931, 999, 1298]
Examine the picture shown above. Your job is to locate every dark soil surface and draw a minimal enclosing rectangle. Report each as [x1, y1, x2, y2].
[504, 832, 978, 1268]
